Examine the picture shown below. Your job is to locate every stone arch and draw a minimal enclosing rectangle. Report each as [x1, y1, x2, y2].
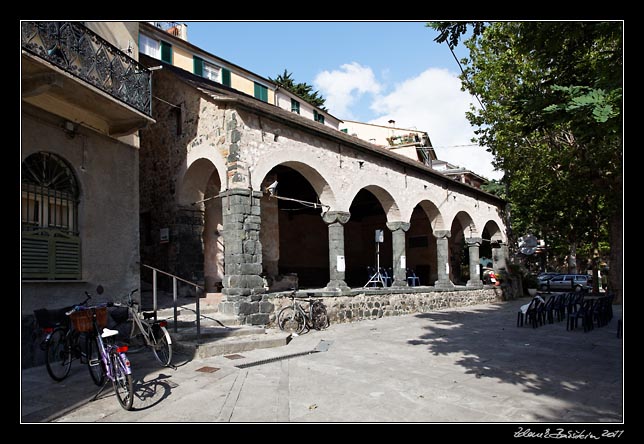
[251, 156, 336, 210]
[483, 220, 505, 243]
[451, 210, 478, 238]
[358, 184, 402, 222]
[176, 144, 227, 207]
[257, 161, 332, 289]
[413, 199, 446, 231]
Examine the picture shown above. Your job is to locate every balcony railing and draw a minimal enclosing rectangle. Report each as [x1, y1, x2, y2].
[21, 21, 152, 116]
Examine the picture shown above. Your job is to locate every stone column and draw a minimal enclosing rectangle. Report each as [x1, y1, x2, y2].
[434, 230, 454, 289]
[322, 211, 351, 294]
[466, 237, 483, 288]
[219, 188, 266, 322]
[387, 221, 410, 287]
[492, 242, 508, 272]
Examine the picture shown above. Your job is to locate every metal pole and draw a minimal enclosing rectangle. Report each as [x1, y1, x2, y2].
[173, 277, 178, 333]
[152, 269, 157, 320]
[196, 286, 201, 338]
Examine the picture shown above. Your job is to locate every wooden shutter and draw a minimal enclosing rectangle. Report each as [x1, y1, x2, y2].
[160, 41, 173, 64]
[221, 68, 231, 86]
[193, 56, 204, 76]
[22, 228, 81, 280]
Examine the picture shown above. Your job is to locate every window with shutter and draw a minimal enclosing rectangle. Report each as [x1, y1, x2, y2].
[160, 40, 173, 64]
[222, 68, 231, 87]
[194, 56, 204, 76]
[21, 152, 81, 280]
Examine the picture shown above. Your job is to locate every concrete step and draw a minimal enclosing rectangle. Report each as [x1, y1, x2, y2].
[173, 328, 291, 359]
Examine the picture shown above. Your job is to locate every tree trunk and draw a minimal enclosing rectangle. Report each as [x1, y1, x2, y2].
[608, 210, 623, 304]
[567, 242, 577, 273]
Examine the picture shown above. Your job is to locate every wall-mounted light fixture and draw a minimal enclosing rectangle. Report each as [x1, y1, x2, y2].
[63, 121, 78, 138]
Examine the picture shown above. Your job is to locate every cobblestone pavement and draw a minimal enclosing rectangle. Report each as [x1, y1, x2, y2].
[21, 297, 623, 427]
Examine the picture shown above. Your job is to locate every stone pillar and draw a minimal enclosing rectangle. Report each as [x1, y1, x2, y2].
[259, 179, 279, 279]
[219, 188, 266, 322]
[492, 242, 508, 272]
[466, 237, 483, 288]
[387, 221, 410, 287]
[322, 211, 351, 294]
[434, 230, 454, 289]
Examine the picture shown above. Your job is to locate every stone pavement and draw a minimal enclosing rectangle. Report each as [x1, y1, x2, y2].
[20, 297, 623, 424]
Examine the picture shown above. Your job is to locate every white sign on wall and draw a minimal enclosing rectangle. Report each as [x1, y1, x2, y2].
[445, 263, 450, 275]
[337, 255, 345, 272]
[400, 255, 406, 270]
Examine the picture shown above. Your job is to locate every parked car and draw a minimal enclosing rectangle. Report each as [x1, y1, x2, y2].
[539, 274, 592, 292]
[537, 272, 560, 282]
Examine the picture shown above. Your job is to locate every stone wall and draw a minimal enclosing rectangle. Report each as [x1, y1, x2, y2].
[269, 288, 502, 326]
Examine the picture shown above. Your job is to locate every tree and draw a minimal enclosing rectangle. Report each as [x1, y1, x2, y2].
[429, 22, 623, 301]
[270, 69, 328, 111]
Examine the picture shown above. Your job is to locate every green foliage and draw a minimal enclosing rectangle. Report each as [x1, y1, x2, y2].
[270, 69, 328, 111]
[431, 22, 622, 271]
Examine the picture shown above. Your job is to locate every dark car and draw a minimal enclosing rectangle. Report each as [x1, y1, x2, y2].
[540, 274, 591, 292]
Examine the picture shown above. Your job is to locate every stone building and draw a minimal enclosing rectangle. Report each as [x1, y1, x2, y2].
[138, 52, 508, 325]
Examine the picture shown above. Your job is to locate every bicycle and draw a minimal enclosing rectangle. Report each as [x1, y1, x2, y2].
[33, 292, 99, 383]
[111, 289, 172, 367]
[69, 303, 134, 411]
[277, 291, 330, 335]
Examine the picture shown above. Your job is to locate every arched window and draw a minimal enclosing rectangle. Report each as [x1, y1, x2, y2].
[22, 152, 81, 280]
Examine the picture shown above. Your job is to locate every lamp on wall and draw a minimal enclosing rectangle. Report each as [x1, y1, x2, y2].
[63, 121, 78, 138]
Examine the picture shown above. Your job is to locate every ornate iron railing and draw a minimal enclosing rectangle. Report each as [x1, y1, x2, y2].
[21, 21, 152, 116]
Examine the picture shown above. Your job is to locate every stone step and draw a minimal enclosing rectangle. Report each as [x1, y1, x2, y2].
[173, 328, 291, 359]
[172, 324, 266, 341]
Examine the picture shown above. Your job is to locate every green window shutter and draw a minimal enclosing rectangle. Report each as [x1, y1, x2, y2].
[193, 56, 204, 76]
[160, 41, 173, 64]
[291, 99, 300, 114]
[313, 110, 318, 121]
[221, 68, 231, 86]
[254, 82, 268, 102]
[22, 228, 81, 280]
[341, 128, 348, 133]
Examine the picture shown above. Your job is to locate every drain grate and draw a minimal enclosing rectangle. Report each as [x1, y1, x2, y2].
[195, 366, 220, 373]
[234, 340, 333, 369]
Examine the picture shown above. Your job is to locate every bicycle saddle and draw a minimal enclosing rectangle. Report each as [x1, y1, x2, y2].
[101, 328, 119, 338]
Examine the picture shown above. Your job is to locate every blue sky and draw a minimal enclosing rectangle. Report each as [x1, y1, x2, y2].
[185, 21, 502, 180]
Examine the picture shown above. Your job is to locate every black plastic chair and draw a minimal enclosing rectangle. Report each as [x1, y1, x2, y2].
[380, 268, 392, 287]
[551, 293, 567, 322]
[567, 299, 595, 332]
[518, 297, 543, 328]
[538, 294, 557, 324]
[406, 268, 420, 286]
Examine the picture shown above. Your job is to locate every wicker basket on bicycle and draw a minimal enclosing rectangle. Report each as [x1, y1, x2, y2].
[69, 307, 108, 333]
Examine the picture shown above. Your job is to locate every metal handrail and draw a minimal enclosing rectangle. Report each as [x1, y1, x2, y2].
[141, 263, 204, 337]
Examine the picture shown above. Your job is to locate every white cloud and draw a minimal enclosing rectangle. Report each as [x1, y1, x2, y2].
[369, 68, 502, 181]
[313, 62, 382, 120]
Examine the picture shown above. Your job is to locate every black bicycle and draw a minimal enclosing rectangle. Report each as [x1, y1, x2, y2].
[277, 292, 330, 335]
[33, 292, 97, 383]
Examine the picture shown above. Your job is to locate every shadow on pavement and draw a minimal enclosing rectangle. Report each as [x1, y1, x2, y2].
[409, 299, 623, 422]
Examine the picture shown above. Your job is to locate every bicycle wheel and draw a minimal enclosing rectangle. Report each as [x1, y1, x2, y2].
[45, 328, 72, 381]
[126, 319, 147, 353]
[312, 303, 330, 330]
[86, 336, 106, 386]
[277, 306, 306, 334]
[145, 322, 172, 366]
[110, 350, 134, 411]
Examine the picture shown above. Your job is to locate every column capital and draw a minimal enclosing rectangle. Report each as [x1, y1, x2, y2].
[322, 211, 351, 225]
[433, 230, 451, 239]
[466, 237, 483, 246]
[386, 221, 411, 232]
